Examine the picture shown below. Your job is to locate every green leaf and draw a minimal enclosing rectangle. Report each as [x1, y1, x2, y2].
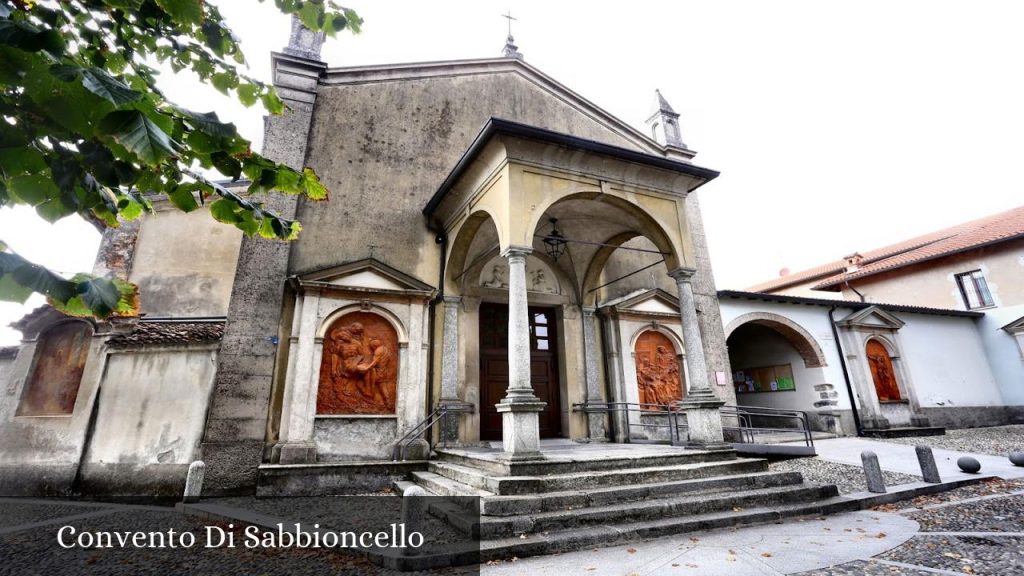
[237, 83, 259, 107]
[80, 68, 143, 105]
[210, 71, 237, 94]
[298, 2, 324, 31]
[172, 106, 237, 138]
[261, 90, 285, 114]
[155, 0, 203, 25]
[167, 185, 200, 212]
[301, 167, 328, 200]
[76, 277, 122, 317]
[211, 151, 241, 180]
[7, 174, 60, 206]
[99, 110, 177, 165]
[209, 197, 242, 224]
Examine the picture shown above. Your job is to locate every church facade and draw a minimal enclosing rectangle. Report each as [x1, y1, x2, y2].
[0, 26, 737, 496]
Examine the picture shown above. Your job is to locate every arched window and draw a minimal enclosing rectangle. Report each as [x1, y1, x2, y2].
[17, 322, 93, 416]
[634, 330, 684, 405]
[317, 312, 399, 415]
[866, 340, 901, 402]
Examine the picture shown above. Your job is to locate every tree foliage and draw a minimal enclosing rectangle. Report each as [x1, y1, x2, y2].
[0, 0, 359, 318]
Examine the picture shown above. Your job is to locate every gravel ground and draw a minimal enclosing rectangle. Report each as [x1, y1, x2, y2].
[878, 535, 1024, 575]
[882, 425, 1024, 457]
[0, 506, 479, 576]
[0, 502, 110, 529]
[768, 456, 921, 494]
[906, 494, 1024, 533]
[872, 478, 1024, 512]
[794, 559, 935, 575]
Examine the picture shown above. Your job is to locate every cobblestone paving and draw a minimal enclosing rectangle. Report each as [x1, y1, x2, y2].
[798, 476, 1024, 575]
[0, 501, 111, 529]
[768, 456, 920, 494]
[883, 425, 1024, 458]
[0, 503, 478, 576]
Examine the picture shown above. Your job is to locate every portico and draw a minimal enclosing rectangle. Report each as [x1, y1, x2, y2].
[424, 118, 726, 457]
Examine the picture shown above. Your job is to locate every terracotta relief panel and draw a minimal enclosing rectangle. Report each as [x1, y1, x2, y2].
[17, 322, 92, 416]
[317, 312, 398, 415]
[634, 330, 684, 405]
[866, 339, 901, 402]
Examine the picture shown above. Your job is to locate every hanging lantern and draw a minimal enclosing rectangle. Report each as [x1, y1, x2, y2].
[542, 218, 567, 260]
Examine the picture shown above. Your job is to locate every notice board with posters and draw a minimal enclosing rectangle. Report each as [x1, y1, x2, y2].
[733, 364, 796, 394]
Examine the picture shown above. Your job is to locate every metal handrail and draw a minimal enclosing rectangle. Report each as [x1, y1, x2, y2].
[720, 404, 815, 449]
[574, 401, 690, 445]
[392, 405, 453, 461]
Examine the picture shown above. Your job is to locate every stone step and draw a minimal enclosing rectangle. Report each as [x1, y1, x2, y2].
[434, 446, 737, 477]
[428, 457, 768, 495]
[468, 483, 839, 538]
[477, 494, 858, 562]
[409, 471, 494, 498]
[478, 470, 806, 516]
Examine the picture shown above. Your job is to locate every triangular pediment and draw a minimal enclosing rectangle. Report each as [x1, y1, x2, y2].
[601, 288, 679, 316]
[297, 259, 433, 293]
[1002, 315, 1024, 334]
[837, 306, 905, 331]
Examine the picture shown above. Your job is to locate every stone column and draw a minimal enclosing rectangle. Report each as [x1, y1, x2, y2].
[669, 268, 728, 450]
[495, 246, 545, 459]
[274, 289, 320, 464]
[438, 296, 472, 444]
[579, 307, 608, 441]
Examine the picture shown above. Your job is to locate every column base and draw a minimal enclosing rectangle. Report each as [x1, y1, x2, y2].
[437, 399, 474, 445]
[680, 392, 730, 450]
[577, 402, 610, 442]
[271, 441, 317, 464]
[495, 397, 546, 459]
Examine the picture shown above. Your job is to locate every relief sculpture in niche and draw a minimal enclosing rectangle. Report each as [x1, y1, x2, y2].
[479, 256, 559, 294]
[317, 312, 398, 415]
[635, 330, 685, 406]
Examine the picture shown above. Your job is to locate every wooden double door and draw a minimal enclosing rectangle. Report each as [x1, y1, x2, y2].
[478, 302, 563, 441]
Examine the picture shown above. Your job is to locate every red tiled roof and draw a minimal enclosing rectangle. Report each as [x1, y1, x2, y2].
[746, 205, 1024, 293]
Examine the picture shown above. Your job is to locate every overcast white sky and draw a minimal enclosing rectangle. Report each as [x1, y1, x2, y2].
[2, 0, 1023, 344]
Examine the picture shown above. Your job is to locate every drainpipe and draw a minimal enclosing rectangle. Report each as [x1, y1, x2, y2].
[425, 227, 448, 426]
[829, 305, 863, 436]
[845, 280, 866, 303]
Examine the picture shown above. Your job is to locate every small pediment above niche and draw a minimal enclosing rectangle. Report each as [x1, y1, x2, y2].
[478, 254, 561, 295]
[601, 288, 679, 317]
[836, 306, 905, 331]
[296, 258, 434, 295]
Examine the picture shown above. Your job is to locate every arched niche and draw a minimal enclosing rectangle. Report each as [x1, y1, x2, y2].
[316, 311, 399, 415]
[633, 329, 685, 405]
[17, 321, 93, 416]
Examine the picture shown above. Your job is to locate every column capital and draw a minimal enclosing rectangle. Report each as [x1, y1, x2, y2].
[501, 245, 533, 260]
[442, 295, 462, 306]
[667, 267, 698, 282]
[582, 306, 597, 317]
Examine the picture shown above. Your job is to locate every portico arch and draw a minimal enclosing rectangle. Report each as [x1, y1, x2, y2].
[724, 312, 827, 368]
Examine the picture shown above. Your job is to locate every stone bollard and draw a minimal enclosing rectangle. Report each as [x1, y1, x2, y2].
[915, 445, 942, 483]
[182, 461, 205, 503]
[401, 486, 428, 556]
[861, 451, 886, 493]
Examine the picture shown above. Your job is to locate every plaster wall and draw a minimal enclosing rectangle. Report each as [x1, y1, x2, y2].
[977, 303, 1024, 406]
[77, 347, 218, 496]
[896, 314, 1002, 408]
[839, 239, 1024, 310]
[128, 206, 243, 317]
[0, 331, 108, 496]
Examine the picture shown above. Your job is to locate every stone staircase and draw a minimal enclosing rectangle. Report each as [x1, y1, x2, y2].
[403, 442, 841, 561]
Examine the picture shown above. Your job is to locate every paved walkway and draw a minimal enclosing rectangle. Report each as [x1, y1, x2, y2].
[481, 510, 918, 576]
[812, 437, 1024, 481]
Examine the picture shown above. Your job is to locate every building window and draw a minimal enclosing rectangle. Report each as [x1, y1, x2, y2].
[955, 270, 994, 309]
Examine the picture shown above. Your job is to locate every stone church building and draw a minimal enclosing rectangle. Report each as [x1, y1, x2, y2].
[4, 23, 1019, 500]
[0, 25, 737, 496]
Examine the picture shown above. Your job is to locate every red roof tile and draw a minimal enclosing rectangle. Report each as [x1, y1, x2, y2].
[107, 320, 225, 348]
[746, 205, 1024, 293]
